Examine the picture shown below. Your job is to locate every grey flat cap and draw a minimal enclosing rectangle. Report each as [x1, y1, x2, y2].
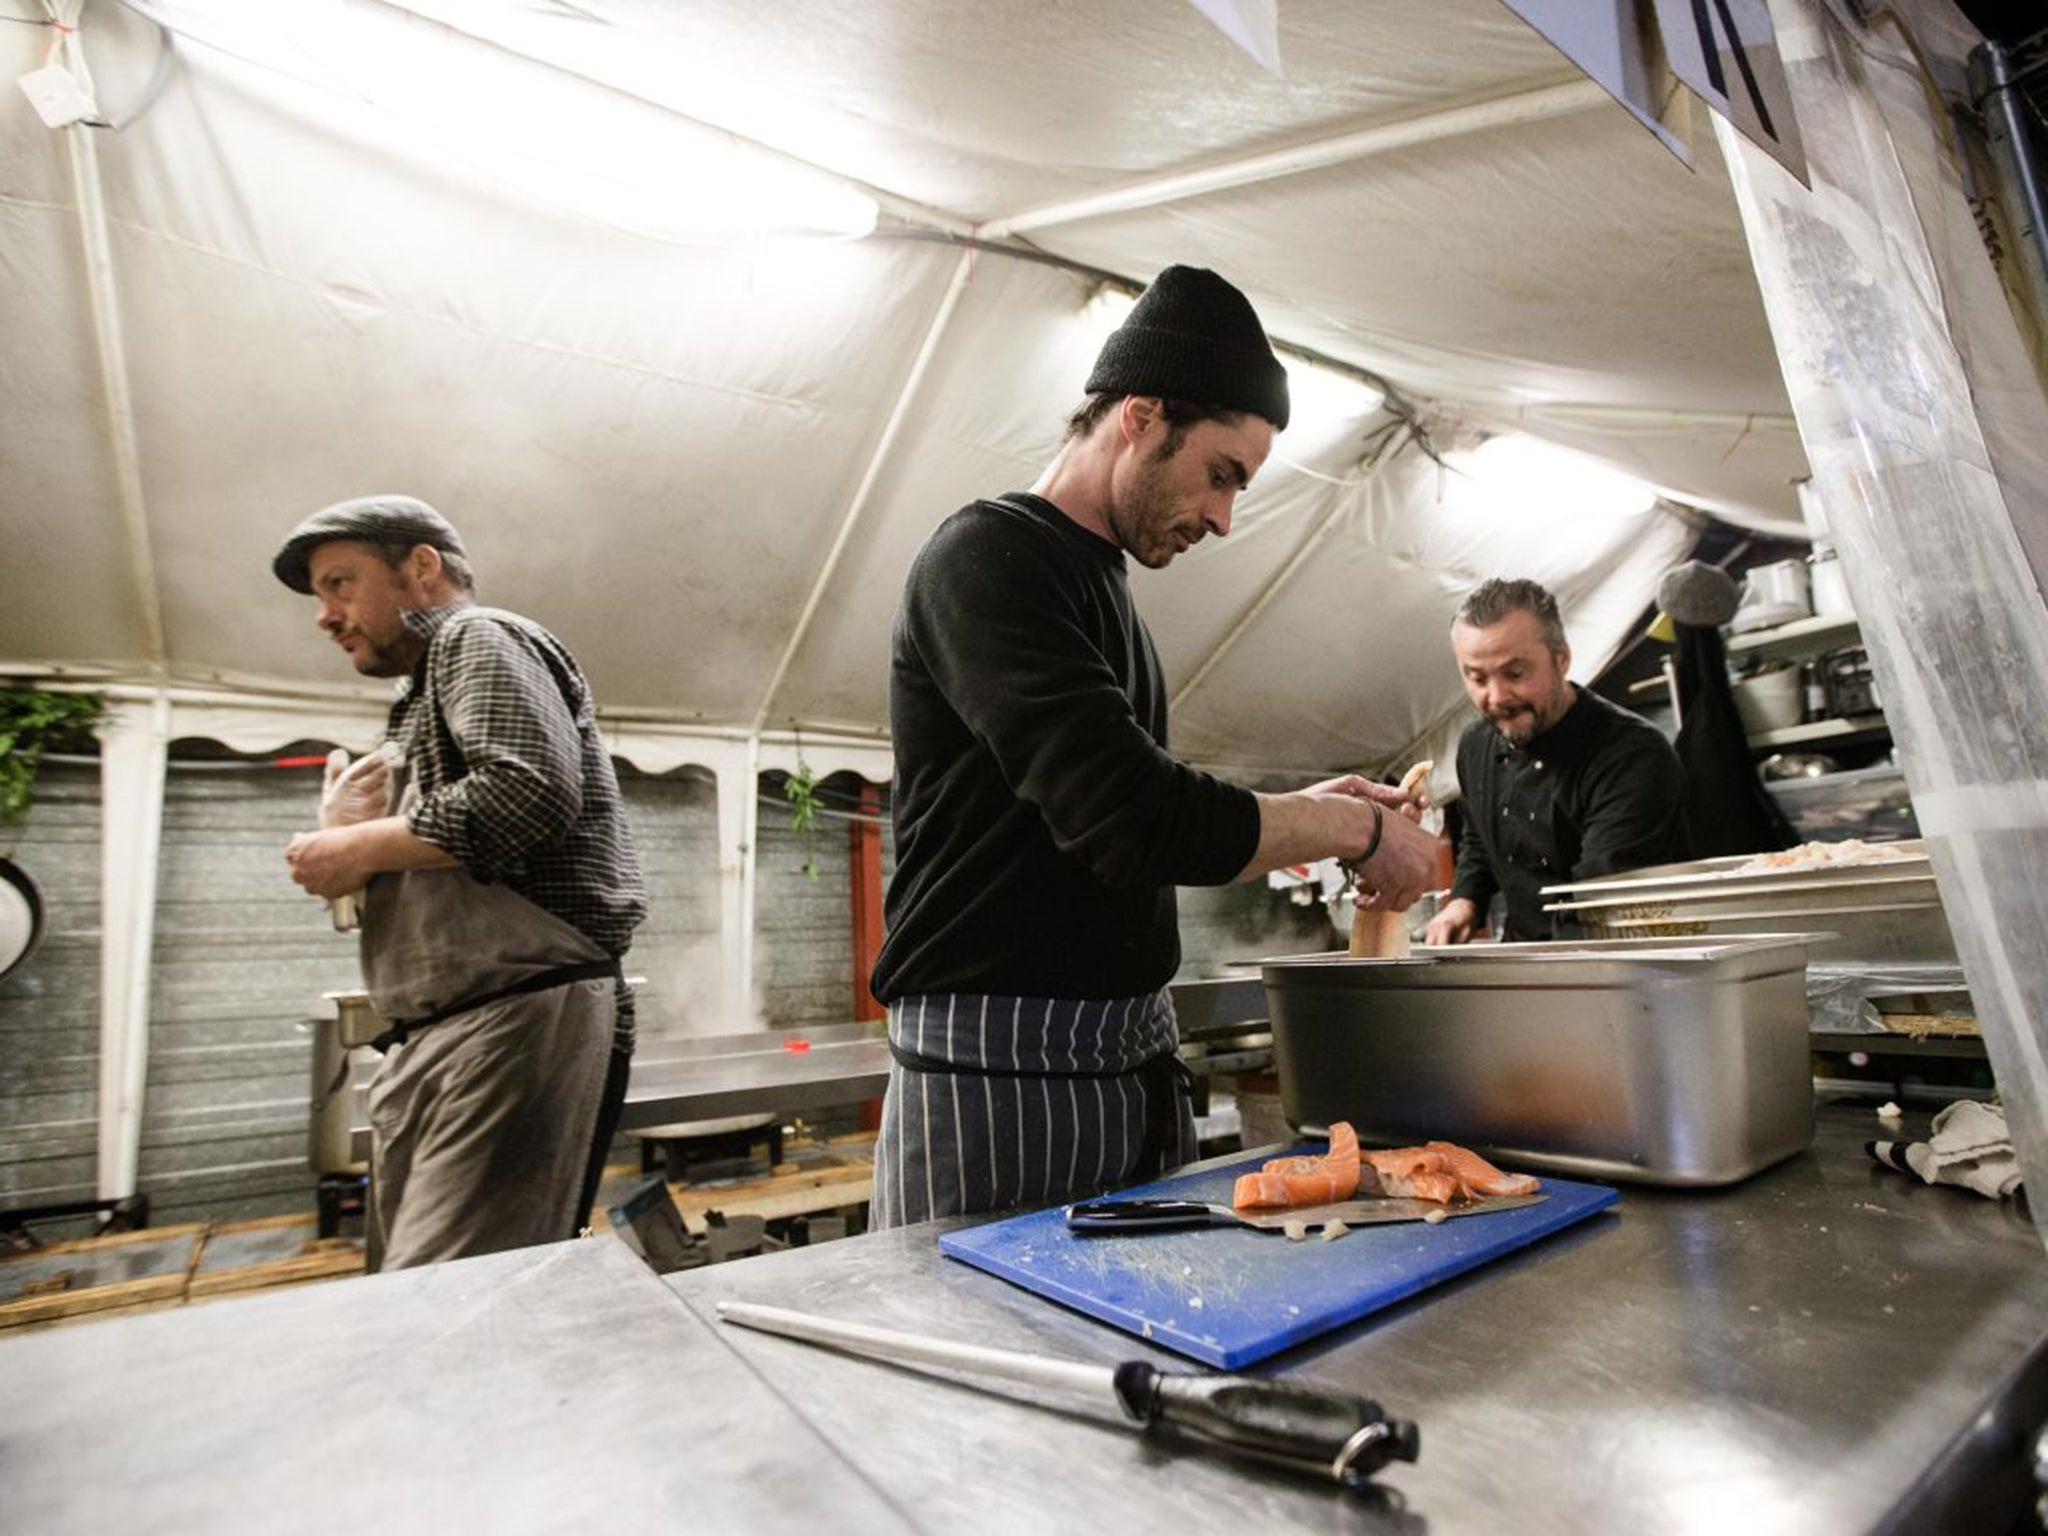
[273, 494, 467, 594]
[1657, 559, 1741, 628]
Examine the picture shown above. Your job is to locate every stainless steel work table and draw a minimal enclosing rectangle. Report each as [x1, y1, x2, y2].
[6, 1102, 2043, 1533]
[345, 1020, 892, 1163]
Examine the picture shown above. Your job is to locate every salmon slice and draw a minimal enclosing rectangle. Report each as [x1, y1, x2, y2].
[1232, 1121, 1360, 1210]
[1422, 1140, 1541, 1199]
[1361, 1141, 1542, 1204]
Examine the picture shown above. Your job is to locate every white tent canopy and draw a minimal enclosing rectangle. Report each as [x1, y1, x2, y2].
[2, 0, 1815, 783]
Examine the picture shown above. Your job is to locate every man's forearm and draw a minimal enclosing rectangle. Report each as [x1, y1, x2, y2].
[1238, 791, 1373, 879]
[349, 816, 465, 875]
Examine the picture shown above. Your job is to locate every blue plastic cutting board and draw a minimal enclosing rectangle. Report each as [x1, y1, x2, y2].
[939, 1150, 1619, 1368]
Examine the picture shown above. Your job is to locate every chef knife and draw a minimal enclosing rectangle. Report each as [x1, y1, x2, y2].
[716, 1300, 1419, 1490]
[1065, 1192, 1546, 1233]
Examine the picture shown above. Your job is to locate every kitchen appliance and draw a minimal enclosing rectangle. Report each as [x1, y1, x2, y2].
[1826, 646, 1881, 715]
[940, 1151, 1617, 1367]
[1261, 937, 1817, 1186]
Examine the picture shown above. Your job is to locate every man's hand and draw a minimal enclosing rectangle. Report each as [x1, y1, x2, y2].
[286, 825, 379, 900]
[1424, 895, 1480, 945]
[1302, 773, 1429, 822]
[1349, 807, 1440, 910]
[320, 748, 392, 829]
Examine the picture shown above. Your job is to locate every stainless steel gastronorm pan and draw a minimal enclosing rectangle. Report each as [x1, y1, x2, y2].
[1261, 937, 1815, 1187]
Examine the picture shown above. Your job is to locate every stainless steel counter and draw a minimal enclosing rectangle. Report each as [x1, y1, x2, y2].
[8, 1105, 2041, 1533]
[346, 1021, 891, 1162]
[669, 1102, 2048, 1533]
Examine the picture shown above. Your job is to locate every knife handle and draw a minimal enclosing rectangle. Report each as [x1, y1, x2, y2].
[1064, 1199, 1231, 1233]
[1114, 1362, 1421, 1487]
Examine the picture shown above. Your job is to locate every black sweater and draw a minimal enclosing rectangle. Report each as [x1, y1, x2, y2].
[1449, 687, 1688, 941]
[871, 494, 1262, 1002]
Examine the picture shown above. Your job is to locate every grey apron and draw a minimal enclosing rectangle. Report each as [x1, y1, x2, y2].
[360, 863, 614, 1271]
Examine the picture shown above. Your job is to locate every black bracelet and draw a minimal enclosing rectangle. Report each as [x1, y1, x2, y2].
[1357, 799, 1384, 866]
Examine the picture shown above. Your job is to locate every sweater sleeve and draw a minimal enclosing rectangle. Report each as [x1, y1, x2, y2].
[406, 616, 585, 880]
[903, 509, 1259, 888]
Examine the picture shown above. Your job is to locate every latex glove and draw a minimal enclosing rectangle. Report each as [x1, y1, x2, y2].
[320, 747, 392, 829]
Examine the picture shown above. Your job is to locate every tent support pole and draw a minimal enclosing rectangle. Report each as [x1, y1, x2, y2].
[1170, 425, 1412, 716]
[982, 75, 1609, 237]
[97, 694, 170, 1202]
[749, 250, 975, 734]
[701, 737, 761, 1030]
[64, 121, 165, 669]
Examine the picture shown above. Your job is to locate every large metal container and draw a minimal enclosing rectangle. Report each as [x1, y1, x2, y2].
[1262, 937, 1815, 1187]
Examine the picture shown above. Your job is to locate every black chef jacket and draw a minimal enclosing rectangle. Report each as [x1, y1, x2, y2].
[1448, 687, 1688, 941]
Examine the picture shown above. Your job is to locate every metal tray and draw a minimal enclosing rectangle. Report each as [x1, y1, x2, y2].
[1260, 937, 1816, 1187]
[1538, 843, 1955, 966]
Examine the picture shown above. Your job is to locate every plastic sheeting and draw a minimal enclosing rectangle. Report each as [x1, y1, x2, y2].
[1719, 0, 2048, 1252]
[0, 0, 1813, 782]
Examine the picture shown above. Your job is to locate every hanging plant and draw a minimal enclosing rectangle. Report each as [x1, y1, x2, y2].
[0, 689, 105, 827]
[784, 758, 822, 880]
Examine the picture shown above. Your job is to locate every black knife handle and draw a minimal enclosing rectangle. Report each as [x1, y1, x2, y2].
[1064, 1199, 1230, 1233]
[1113, 1362, 1420, 1488]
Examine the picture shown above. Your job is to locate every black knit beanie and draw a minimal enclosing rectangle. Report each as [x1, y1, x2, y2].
[1085, 266, 1291, 430]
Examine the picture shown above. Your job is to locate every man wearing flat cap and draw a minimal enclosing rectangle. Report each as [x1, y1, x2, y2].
[868, 265, 1441, 1227]
[275, 496, 645, 1269]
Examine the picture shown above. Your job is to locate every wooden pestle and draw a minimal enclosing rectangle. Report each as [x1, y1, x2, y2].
[1349, 759, 1434, 959]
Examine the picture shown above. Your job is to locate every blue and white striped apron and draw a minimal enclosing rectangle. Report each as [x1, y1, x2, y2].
[868, 989, 1196, 1230]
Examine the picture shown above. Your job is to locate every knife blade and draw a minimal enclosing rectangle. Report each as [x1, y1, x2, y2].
[1065, 1192, 1546, 1233]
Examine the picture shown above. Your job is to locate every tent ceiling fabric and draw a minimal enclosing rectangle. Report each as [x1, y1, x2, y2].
[1, 0, 1818, 776]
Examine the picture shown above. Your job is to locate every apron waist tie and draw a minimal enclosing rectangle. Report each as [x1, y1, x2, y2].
[373, 958, 622, 1053]
[886, 1040, 1195, 1177]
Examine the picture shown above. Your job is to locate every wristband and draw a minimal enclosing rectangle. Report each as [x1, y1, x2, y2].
[1356, 798, 1384, 866]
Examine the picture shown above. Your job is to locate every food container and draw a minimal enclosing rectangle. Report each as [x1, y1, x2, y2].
[1730, 559, 1813, 633]
[1808, 546, 1853, 616]
[1732, 664, 1805, 734]
[1766, 764, 1919, 842]
[1262, 937, 1816, 1187]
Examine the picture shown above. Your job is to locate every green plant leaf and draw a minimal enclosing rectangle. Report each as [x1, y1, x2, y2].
[0, 690, 104, 827]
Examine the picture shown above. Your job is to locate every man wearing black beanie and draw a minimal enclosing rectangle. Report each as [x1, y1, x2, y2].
[867, 265, 1440, 1228]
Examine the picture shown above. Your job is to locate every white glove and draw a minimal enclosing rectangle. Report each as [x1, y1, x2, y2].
[321, 747, 393, 829]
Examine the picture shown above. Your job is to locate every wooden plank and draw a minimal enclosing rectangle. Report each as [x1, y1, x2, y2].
[670, 1151, 872, 1236]
[189, 1214, 365, 1298]
[0, 1224, 206, 1328]
[1876, 1013, 1981, 1039]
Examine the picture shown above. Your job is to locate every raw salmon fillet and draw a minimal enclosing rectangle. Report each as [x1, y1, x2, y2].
[1232, 1121, 1361, 1209]
[1362, 1141, 1542, 1203]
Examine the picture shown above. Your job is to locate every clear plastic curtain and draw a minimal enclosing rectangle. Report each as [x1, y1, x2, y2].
[1720, 0, 2048, 1252]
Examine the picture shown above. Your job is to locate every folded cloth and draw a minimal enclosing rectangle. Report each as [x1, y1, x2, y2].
[1868, 1100, 2023, 1200]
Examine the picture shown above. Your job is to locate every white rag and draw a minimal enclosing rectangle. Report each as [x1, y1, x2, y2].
[1870, 1101, 2023, 1200]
